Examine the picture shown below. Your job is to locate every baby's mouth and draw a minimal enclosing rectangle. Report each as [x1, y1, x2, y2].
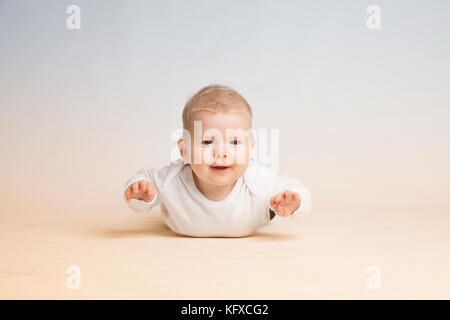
[210, 165, 231, 171]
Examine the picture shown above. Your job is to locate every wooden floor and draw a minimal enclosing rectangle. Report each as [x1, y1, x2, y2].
[0, 208, 449, 299]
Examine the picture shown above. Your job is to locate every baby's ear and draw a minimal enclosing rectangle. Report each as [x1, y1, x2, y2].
[178, 138, 189, 162]
[250, 134, 256, 152]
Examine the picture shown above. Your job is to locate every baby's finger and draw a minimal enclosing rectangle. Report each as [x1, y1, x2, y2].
[275, 193, 283, 203]
[131, 182, 139, 194]
[284, 190, 292, 198]
[127, 189, 134, 201]
[270, 200, 277, 208]
[142, 192, 152, 202]
[146, 189, 154, 200]
[270, 195, 280, 207]
[147, 183, 154, 196]
[292, 192, 299, 201]
[139, 181, 147, 193]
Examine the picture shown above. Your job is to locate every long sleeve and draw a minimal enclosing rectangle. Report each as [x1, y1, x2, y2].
[244, 160, 312, 217]
[123, 159, 186, 214]
[123, 168, 159, 213]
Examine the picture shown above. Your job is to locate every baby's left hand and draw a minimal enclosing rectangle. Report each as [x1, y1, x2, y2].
[270, 190, 301, 217]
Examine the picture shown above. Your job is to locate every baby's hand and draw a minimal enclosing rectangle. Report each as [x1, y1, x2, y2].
[125, 180, 156, 202]
[270, 190, 301, 217]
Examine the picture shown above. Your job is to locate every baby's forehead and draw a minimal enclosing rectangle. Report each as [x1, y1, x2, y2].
[190, 110, 250, 126]
[202, 128, 252, 137]
[196, 110, 249, 120]
[185, 115, 253, 138]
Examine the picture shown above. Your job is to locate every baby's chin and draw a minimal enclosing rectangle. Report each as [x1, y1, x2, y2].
[206, 176, 238, 186]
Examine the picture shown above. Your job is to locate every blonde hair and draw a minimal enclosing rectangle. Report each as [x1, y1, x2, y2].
[182, 84, 252, 129]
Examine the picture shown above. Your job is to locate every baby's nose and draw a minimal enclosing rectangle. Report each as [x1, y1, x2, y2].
[213, 142, 227, 158]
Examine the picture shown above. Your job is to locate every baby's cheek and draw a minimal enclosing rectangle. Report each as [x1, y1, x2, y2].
[233, 164, 249, 179]
[232, 145, 250, 165]
[225, 146, 236, 161]
[191, 145, 213, 165]
[203, 149, 215, 165]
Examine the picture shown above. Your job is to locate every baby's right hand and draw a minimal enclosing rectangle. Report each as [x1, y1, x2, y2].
[125, 180, 156, 202]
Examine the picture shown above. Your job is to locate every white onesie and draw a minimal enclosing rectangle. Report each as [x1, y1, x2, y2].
[123, 159, 311, 237]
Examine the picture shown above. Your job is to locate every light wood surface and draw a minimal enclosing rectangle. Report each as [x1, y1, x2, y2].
[0, 207, 448, 299]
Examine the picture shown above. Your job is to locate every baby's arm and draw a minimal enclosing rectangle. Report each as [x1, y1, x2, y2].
[123, 169, 159, 212]
[250, 163, 311, 218]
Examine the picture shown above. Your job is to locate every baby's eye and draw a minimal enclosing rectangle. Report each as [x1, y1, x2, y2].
[202, 140, 213, 145]
[230, 140, 241, 145]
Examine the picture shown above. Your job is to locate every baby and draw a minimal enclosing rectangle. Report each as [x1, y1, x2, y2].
[123, 85, 311, 237]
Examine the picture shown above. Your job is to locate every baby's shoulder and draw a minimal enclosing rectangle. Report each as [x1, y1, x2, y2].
[244, 159, 277, 177]
[152, 158, 187, 188]
[243, 159, 278, 194]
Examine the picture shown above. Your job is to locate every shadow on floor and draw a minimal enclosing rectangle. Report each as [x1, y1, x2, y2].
[88, 215, 300, 240]
[93, 225, 298, 241]
[251, 232, 298, 241]
[93, 221, 183, 239]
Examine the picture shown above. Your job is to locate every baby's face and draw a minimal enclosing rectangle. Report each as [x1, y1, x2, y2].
[181, 110, 254, 187]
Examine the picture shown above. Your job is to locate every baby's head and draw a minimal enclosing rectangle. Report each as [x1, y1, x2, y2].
[178, 85, 255, 187]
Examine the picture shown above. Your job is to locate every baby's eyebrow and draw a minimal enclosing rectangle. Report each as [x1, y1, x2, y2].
[201, 132, 249, 140]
